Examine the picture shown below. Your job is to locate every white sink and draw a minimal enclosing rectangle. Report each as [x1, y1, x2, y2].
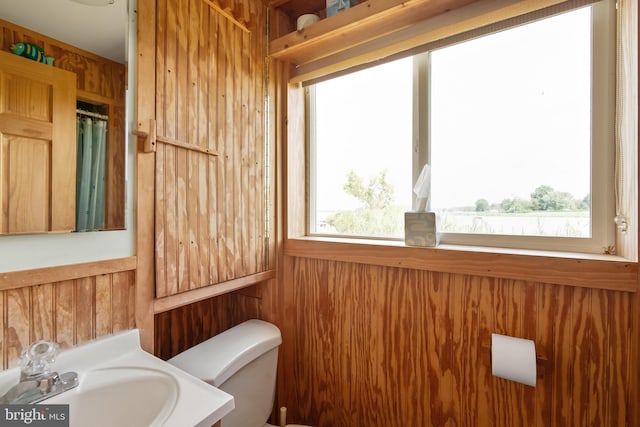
[46, 367, 179, 426]
[0, 330, 234, 427]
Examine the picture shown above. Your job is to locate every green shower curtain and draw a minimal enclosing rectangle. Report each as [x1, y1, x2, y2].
[76, 116, 107, 231]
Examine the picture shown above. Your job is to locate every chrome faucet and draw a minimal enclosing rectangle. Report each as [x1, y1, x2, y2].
[0, 340, 78, 404]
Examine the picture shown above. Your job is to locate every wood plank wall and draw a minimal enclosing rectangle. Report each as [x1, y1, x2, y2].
[154, 289, 260, 360]
[0, 269, 135, 369]
[257, 256, 636, 427]
[152, 3, 639, 427]
[154, 0, 269, 298]
[0, 19, 126, 230]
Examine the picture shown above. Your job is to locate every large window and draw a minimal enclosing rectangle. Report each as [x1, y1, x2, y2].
[309, 1, 616, 253]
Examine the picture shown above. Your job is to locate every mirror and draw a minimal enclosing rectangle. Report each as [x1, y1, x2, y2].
[0, 0, 127, 234]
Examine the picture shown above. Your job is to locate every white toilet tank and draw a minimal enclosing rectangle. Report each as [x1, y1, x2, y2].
[168, 319, 282, 427]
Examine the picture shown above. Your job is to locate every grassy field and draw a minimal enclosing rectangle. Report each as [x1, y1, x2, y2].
[437, 210, 590, 237]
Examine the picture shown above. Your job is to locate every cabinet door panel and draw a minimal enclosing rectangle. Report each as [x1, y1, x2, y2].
[0, 51, 76, 234]
[1, 136, 51, 232]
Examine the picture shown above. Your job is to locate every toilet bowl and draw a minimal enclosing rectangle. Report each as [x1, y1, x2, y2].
[168, 319, 312, 427]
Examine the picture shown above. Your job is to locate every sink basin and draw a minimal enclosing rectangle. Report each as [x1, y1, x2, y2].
[46, 367, 179, 427]
[0, 330, 234, 427]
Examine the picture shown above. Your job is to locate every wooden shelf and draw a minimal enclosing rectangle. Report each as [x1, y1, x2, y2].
[270, 0, 479, 65]
[270, 0, 575, 83]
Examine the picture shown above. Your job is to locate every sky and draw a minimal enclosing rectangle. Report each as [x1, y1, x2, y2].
[313, 7, 592, 214]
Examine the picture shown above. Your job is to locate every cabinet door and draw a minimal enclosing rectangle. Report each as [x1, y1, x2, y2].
[0, 50, 76, 234]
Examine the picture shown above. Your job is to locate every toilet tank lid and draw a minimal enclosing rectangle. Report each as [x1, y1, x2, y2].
[168, 319, 282, 387]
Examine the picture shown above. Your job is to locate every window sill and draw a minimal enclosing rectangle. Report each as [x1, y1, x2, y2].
[283, 236, 638, 292]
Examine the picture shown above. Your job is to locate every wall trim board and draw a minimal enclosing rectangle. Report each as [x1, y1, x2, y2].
[135, 0, 157, 353]
[0, 256, 136, 290]
[284, 238, 638, 292]
[153, 270, 276, 314]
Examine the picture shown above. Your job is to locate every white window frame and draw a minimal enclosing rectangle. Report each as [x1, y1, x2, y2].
[308, 0, 618, 255]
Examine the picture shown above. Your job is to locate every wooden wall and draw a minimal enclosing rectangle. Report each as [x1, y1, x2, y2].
[0, 264, 135, 369]
[151, 2, 639, 427]
[153, 0, 270, 298]
[154, 288, 260, 360]
[153, 254, 639, 427]
[255, 256, 636, 427]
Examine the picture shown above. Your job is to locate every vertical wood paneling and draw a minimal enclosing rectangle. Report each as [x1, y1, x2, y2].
[207, 9, 220, 286]
[111, 271, 130, 333]
[155, 0, 168, 298]
[0, 269, 135, 369]
[223, 17, 236, 281]
[95, 274, 112, 337]
[54, 280, 75, 350]
[5, 288, 30, 367]
[588, 290, 608, 425]
[75, 277, 94, 345]
[175, 0, 189, 294]
[31, 284, 54, 345]
[455, 274, 480, 427]
[154, 291, 260, 361]
[268, 257, 637, 427]
[571, 287, 590, 426]
[215, 11, 229, 285]
[154, 0, 269, 297]
[606, 290, 630, 426]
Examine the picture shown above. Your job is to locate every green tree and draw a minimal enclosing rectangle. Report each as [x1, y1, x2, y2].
[500, 197, 532, 213]
[578, 194, 591, 210]
[531, 185, 579, 211]
[325, 170, 403, 236]
[343, 169, 393, 210]
[475, 199, 490, 212]
[530, 185, 555, 211]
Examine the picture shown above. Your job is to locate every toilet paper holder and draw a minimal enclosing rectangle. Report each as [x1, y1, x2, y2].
[481, 341, 548, 362]
[485, 334, 548, 387]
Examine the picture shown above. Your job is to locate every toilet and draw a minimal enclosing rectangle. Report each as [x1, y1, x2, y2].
[167, 319, 311, 427]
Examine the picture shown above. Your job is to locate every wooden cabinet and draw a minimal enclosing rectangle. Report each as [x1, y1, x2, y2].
[0, 50, 76, 234]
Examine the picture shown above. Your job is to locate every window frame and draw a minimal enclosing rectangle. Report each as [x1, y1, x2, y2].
[307, 0, 618, 255]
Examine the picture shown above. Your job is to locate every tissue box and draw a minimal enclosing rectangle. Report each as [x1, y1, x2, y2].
[327, 0, 350, 16]
[404, 212, 437, 247]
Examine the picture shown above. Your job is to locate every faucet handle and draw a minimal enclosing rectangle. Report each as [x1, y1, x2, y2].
[19, 340, 59, 380]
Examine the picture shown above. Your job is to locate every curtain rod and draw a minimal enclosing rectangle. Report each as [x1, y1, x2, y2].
[76, 108, 109, 120]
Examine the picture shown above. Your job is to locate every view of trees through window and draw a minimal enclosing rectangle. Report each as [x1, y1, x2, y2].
[312, 7, 595, 241]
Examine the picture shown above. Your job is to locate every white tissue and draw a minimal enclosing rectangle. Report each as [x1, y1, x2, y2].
[413, 164, 431, 212]
[491, 333, 537, 387]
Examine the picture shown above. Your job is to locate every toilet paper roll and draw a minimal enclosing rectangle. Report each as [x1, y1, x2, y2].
[491, 333, 537, 387]
[297, 14, 320, 30]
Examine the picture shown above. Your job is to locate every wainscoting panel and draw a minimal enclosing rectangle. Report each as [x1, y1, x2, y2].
[1, 269, 135, 369]
[270, 257, 634, 427]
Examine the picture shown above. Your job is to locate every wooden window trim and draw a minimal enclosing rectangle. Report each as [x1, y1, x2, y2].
[284, 236, 638, 292]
